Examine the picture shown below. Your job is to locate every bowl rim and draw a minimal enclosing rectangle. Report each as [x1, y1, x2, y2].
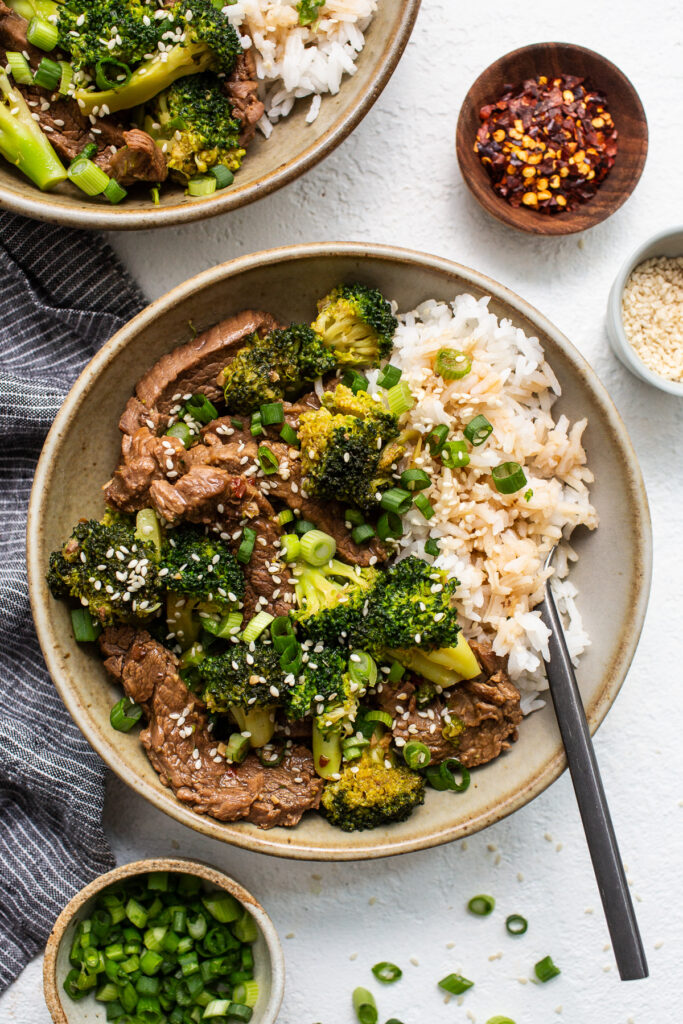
[455, 40, 649, 236]
[606, 225, 683, 396]
[0, 0, 421, 231]
[27, 241, 653, 860]
[43, 857, 285, 1024]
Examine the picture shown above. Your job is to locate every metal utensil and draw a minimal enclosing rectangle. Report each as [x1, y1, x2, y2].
[539, 546, 648, 981]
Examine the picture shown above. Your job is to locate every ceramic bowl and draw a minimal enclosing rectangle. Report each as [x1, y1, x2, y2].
[0, 2, 420, 231]
[27, 242, 652, 860]
[43, 858, 285, 1024]
[606, 225, 683, 396]
[456, 42, 648, 235]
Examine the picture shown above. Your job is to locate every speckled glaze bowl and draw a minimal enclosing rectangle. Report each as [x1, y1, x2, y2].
[0, 2, 420, 231]
[27, 243, 652, 860]
[43, 858, 285, 1024]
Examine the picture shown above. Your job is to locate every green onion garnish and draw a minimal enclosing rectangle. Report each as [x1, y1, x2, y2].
[438, 973, 474, 995]
[5, 51, 34, 85]
[231, 417, 244, 430]
[371, 961, 402, 983]
[95, 58, 131, 90]
[256, 745, 285, 769]
[377, 511, 403, 541]
[72, 143, 98, 164]
[524, 488, 533, 502]
[279, 423, 299, 447]
[425, 757, 470, 792]
[202, 612, 243, 639]
[380, 488, 412, 515]
[270, 615, 295, 651]
[103, 178, 127, 205]
[400, 468, 430, 491]
[386, 380, 414, 417]
[236, 527, 257, 564]
[385, 1020, 406, 1024]
[71, 607, 101, 643]
[468, 894, 495, 916]
[58, 60, 73, 96]
[424, 538, 439, 557]
[280, 639, 303, 675]
[33, 55, 62, 90]
[187, 176, 217, 197]
[250, 411, 263, 437]
[351, 523, 375, 545]
[341, 369, 369, 394]
[492, 462, 527, 495]
[352, 986, 377, 1024]
[150, 185, 160, 205]
[505, 914, 528, 935]
[464, 414, 493, 446]
[278, 508, 294, 526]
[110, 698, 143, 733]
[435, 348, 472, 380]
[386, 660, 405, 684]
[486, 1017, 516, 1023]
[280, 534, 300, 563]
[67, 158, 109, 196]
[414, 493, 435, 520]
[441, 440, 470, 469]
[348, 651, 377, 689]
[257, 444, 279, 475]
[208, 165, 234, 189]
[534, 955, 561, 982]
[345, 508, 365, 526]
[184, 393, 218, 424]
[166, 422, 193, 448]
[364, 709, 393, 729]
[426, 423, 449, 454]
[299, 528, 337, 567]
[26, 15, 59, 50]
[403, 741, 431, 770]
[294, 518, 316, 536]
[260, 401, 284, 425]
[225, 733, 250, 763]
[376, 364, 402, 389]
[241, 611, 274, 644]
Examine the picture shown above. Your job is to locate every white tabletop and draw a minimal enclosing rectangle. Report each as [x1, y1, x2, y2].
[3, 1, 682, 1020]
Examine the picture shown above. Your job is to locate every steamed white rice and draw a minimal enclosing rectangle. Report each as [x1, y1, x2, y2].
[374, 294, 598, 707]
[224, 0, 377, 129]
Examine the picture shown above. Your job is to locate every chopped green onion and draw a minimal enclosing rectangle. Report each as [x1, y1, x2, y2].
[364, 710, 392, 729]
[270, 615, 295, 651]
[250, 411, 263, 437]
[426, 424, 449, 454]
[204, 999, 232, 1018]
[299, 529, 337, 567]
[400, 468, 431, 491]
[377, 512, 403, 541]
[464, 414, 493, 446]
[201, 892, 240, 924]
[231, 417, 244, 430]
[150, 185, 160, 205]
[352, 986, 377, 1024]
[435, 348, 472, 380]
[345, 508, 365, 526]
[5, 51, 33, 85]
[441, 440, 470, 469]
[376, 364, 402, 389]
[73, 143, 98, 163]
[209, 165, 234, 189]
[279, 423, 299, 447]
[279, 639, 302, 675]
[184, 393, 218, 424]
[524, 488, 533, 502]
[293, 519, 316, 536]
[348, 651, 377, 689]
[403, 741, 431, 769]
[110, 698, 143, 733]
[187, 176, 216, 197]
[225, 1005, 252, 1023]
[351, 523, 375, 545]
[27, 15, 58, 50]
[380, 488, 412, 515]
[95, 58, 131, 90]
[386, 381, 414, 416]
[232, 977, 259, 1005]
[386, 660, 405, 684]
[166, 422, 193, 448]
[202, 612, 243, 639]
[278, 508, 294, 526]
[104, 178, 127, 205]
[492, 462, 527, 495]
[425, 757, 470, 792]
[414, 494, 435, 520]
[259, 401, 284, 425]
[241, 611, 274, 644]
[534, 955, 561, 982]
[371, 961, 402, 984]
[67, 158, 109, 196]
[71, 607, 101, 642]
[342, 745, 364, 761]
[33, 56, 62, 90]
[424, 538, 439, 557]
[486, 1018, 516, 1024]
[236, 527, 256, 564]
[257, 744, 285, 768]
[58, 60, 73, 95]
[135, 508, 162, 559]
[341, 369, 369, 394]
[468, 894, 495, 916]
[257, 444, 279, 475]
[94, 981, 119, 1002]
[280, 534, 300, 563]
[224, 733, 250, 764]
[438, 973, 474, 995]
[505, 914, 528, 935]
[385, 1020, 406, 1024]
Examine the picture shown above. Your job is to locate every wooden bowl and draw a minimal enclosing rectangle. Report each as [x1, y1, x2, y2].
[43, 858, 285, 1024]
[0, 1, 420, 231]
[27, 242, 652, 860]
[456, 42, 648, 235]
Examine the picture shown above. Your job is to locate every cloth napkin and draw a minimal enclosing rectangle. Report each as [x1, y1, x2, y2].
[0, 211, 146, 991]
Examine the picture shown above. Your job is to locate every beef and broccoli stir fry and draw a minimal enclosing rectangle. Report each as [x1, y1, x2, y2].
[48, 283, 523, 832]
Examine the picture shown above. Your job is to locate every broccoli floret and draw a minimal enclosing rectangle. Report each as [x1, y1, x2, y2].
[198, 639, 282, 714]
[371, 556, 461, 651]
[162, 523, 244, 612]
[298, 384, 403, 512]
[147, 73, 244, 182]
[281, 645, 349, 720]
[221, 325, 337, 414]
[321, 749, 426, 831]
[71, 0, 242, 116]
[293, 558, 379, 647]
[56, 0, 169, 69]
[312, 283, 398, 367]
[47, 512, 163, 626]
[0, 70, 66, 191]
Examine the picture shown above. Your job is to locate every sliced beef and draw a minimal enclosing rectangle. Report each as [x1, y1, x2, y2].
[377, 679, 456, 762]
[99, 626, 322, 827]
[225, 50, 264, 146]
[106, 129, 168, 186]
[104, 428, 186, 514]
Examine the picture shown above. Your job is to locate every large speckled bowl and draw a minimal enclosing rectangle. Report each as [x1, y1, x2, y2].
[27, 243, 652, 860]
[0, 2, 420, 230]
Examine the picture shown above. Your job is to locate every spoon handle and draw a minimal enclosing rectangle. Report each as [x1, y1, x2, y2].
[539, 583, 648, 981]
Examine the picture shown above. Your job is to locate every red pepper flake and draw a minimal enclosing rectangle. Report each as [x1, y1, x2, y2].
[474, 73, 618, 214]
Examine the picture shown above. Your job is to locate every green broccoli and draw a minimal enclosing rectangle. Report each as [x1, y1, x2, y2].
[146, 73, 244, 182]
[0, 70, 67, 191]
[162, 523, 244, 610]
[298, 383, 403, 512]
[312, 283, 398, 367]
[370, 556, 462, 651]
[281, 645, 349, 720]
[55, 0, 170, 69]
[198, 639, 282, 747]
[320, 748, 426, 831]
[47, 511, 163, 626]
[293, 558, 378, 648]
[221, 325, 337, 414]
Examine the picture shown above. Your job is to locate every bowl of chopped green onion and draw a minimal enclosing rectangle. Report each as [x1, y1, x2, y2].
[43, 859, 285, 1024]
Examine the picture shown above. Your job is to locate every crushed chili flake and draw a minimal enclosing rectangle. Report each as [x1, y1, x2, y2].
[474, 73, 618, 214]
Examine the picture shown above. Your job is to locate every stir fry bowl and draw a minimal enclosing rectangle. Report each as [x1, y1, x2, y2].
[27, 242, 652, 860]
[43, 858, 285, 1024]
[0, 1, 420, 231]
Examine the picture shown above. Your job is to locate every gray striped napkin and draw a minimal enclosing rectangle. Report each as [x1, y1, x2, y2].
[0, 211, 146, 990]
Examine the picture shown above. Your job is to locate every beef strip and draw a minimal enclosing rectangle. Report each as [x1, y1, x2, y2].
[104, 428, 186, 514]
[99, 626, 322, 827]
[224, 50, 264, 146]
[377, 642, 522, 768]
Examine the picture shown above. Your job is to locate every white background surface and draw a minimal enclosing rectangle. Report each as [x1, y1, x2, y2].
[2, 1, 683, 1021]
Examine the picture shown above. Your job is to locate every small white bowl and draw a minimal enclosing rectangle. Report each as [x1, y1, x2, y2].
[43, 859, 285, 1024]
[607, 225, 683, 396]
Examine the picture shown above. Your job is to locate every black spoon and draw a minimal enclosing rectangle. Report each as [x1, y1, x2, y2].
[538, 547, 648, 981]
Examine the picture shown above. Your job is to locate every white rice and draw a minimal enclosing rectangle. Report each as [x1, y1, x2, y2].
[381, 293, 598, 705]
[224, 0, 377, 126]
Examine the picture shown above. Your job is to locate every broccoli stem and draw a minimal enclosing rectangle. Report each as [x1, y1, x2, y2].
[312, 722, 342, 780]
[74, 41, 213, 115]
[0, 71, 67, 190]
[230, 706, 275, 749]
[387, 634, 481, 688]
[167, 593, 200, 651]
[6, 0, 60, 20]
